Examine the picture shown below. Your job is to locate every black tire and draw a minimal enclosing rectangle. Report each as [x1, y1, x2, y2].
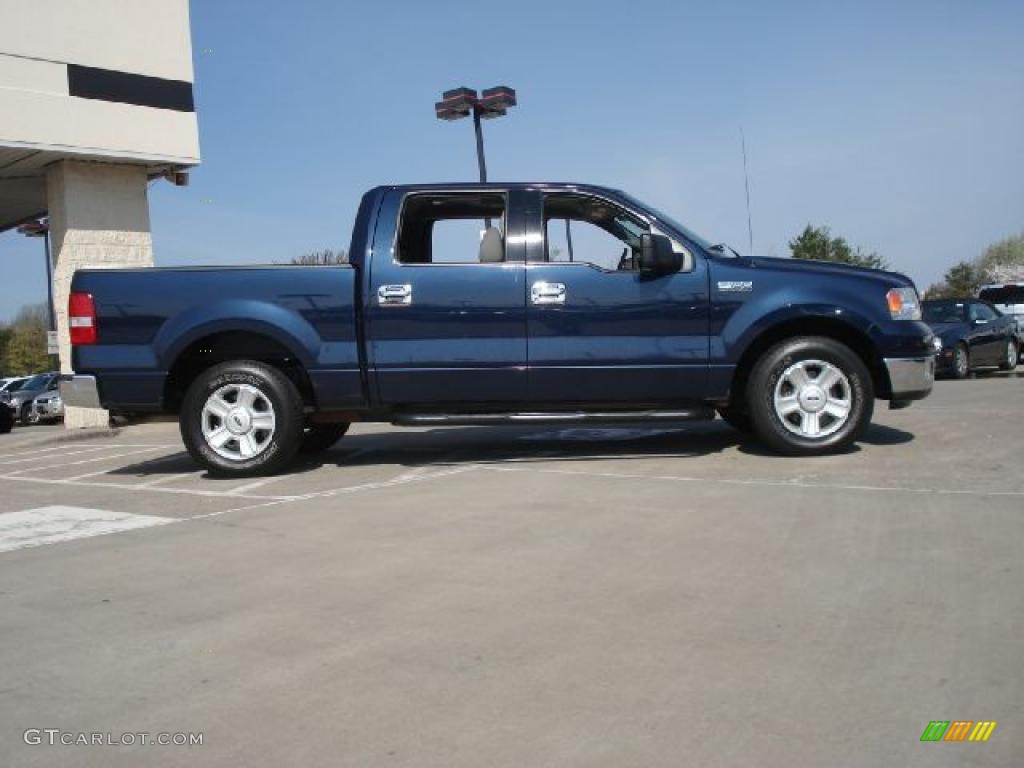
[179, 360, 305, 477]
[746, 336, 874, 456]
[0, 407, 13, 434]
[717, 406, 754, 433]
[19, 403, 32, 425]
[999, 338, 1017, 372]
[952, 343, 970, 379]
[300, 423, 350, 453]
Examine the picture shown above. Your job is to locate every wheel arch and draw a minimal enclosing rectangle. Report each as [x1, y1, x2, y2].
[163, 329, 315, 413]
[728, 315, 888, 406]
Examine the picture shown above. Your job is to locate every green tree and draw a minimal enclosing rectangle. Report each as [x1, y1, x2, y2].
[289, 249, 348, 265]
[975, 233, 1024, 282]
[0, 323, 11, 375]
[924, 260, 981, 299]
[789, 225, 889, 270]
[3, 304, 49, 375]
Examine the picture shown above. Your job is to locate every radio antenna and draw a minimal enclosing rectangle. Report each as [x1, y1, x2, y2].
[741, 127, 754, 253]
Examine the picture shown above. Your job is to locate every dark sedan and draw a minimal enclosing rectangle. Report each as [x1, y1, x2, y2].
[922, 298, 1018, 378]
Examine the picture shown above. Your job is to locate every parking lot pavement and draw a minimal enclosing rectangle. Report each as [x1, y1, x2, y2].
[1, 374, 1022, 767]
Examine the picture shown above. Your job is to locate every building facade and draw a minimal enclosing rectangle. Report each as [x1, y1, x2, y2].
[0, 0, 200, 426]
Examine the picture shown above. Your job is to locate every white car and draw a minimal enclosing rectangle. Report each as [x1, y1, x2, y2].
[31, 391, 65, 424]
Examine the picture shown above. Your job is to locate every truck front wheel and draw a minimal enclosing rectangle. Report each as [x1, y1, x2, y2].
[180, 360, 304, 476]
[747, 336, 874, 456]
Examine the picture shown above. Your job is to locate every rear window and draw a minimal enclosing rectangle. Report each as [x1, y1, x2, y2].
[979, 285, 1024, 305]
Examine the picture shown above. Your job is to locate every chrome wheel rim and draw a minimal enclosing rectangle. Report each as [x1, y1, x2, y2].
[773, 359, 852, 439]
[201, 383, 276, 462]
[1009, 341, 1016, 363]
[955, 347, 968, 376]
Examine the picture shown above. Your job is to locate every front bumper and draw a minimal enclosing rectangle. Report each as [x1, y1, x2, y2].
[59, 375, 102, 409]
[883, 356, 935, 401]
[35, 400, 64, 418]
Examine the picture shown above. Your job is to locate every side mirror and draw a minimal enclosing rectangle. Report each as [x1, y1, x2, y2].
[639, 233, 682, 275]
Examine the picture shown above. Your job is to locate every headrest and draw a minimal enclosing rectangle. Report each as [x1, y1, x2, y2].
[479, 227, 504, 263]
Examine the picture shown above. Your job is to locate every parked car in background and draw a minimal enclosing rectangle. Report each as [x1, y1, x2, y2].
[7, 372, 59, 424]
[30, 390, 64, 424]
[1, 376, 28, 407]
[978, 283, 1024, 362]
[922, 299, 1018, 378]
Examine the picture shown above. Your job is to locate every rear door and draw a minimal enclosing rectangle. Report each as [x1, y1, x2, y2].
[524, 190, 709, 403]
[365, 188, 529, 406]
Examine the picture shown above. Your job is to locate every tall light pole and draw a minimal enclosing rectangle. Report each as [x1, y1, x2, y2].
[435, 86, 517, 183]
[17, 219, 58, 370]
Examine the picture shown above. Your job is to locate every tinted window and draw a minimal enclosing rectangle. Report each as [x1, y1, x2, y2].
[979, 286, 1024, 305]
[397, 193, 507, 264]
[540, 193, 650, 271]
[970, 302, 999, 322]
[922, 301, 966, 323]
[21, 374, 51, 389]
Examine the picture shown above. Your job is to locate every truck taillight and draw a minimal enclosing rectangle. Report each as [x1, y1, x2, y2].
[69, 292, 97, 345]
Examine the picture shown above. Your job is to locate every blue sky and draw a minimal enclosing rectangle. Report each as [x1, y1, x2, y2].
[2, 0, 1022, 321]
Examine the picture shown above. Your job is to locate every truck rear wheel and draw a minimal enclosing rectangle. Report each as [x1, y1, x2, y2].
[180, 360, 304, 476]
[747, 336, 873, 456]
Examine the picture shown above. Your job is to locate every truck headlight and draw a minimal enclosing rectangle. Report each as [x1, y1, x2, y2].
[886, 287, 922, 321]
[932, 336, 943, 354]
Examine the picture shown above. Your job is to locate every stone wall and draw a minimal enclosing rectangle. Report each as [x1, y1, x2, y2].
[47, 160, 154, 428]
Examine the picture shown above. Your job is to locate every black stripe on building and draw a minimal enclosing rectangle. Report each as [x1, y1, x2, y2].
[67, 64, 194, 112]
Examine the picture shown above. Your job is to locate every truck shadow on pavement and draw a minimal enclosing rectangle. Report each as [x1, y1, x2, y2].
[101, 421, 914, 481]
[294, 420, 916, 473]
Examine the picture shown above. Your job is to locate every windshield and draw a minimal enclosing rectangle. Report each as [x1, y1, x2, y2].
[21, 374, 51, 390]
[922, 300, 966, 324]
[979, 286, 1024, 305]
[616, 192, 715, 252]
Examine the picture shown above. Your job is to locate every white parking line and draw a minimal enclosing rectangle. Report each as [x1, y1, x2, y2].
[1, 444, 135, 466]
[0, 474, 299, 501]
[3, 447, 166, 477]
[0, 506, 175, 553]
[0, 443, 172, 462]
[187, 463, 479, 520]
[477, 464, 1024, 499]
[61, 452, 193, 482]
[137, 471, 204, 487]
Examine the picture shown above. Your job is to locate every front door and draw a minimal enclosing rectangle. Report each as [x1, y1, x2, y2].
[365, 189, 528, 406]
[524, 191, 710, 403]
[967, 301, 1002, 364]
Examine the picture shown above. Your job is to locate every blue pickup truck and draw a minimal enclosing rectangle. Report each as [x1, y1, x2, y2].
[61, 183, 936, 475]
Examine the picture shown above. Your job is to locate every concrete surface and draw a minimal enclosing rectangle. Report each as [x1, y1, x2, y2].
[0, 373, 1022, 766]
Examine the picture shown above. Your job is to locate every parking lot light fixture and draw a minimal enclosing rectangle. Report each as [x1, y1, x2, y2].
[435, 85, 517, 184]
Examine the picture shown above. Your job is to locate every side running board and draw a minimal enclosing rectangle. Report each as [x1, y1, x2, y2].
[391, 409, 715, 427]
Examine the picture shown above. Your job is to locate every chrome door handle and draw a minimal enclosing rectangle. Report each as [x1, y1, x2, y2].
[531, 281, 566, 305]
[378, 284, 412, 306]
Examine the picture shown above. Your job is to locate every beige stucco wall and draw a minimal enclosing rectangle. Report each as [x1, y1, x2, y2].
[0, 0, 194, 82]
[0, 0, 199, 165]
[48, 160, 154, 428]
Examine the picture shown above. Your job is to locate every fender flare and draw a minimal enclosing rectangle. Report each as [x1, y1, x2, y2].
[154, 300, 321, 371]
